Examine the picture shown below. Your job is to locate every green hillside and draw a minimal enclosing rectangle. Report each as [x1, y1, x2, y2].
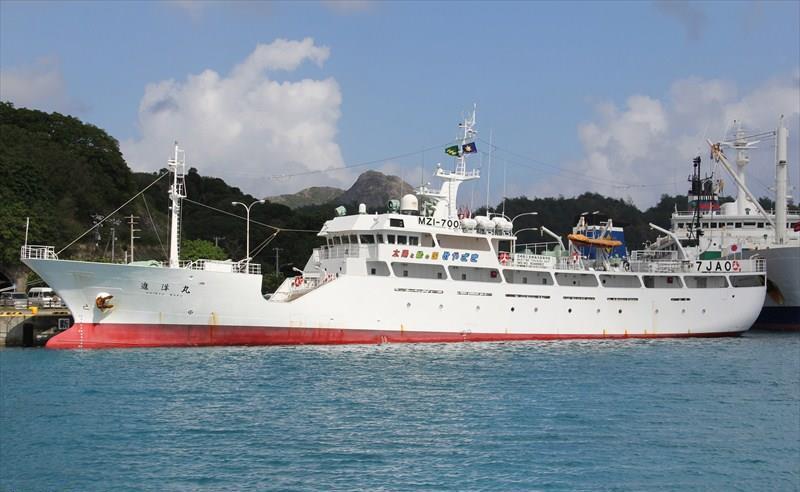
[1, 102, 720, 294]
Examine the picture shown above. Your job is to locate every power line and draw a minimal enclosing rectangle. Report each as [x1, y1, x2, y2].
[183, 198, 319, 233]
[256, 143, 449, 180]
[58, 171, 169, 255]
[476, 139, 679, 189]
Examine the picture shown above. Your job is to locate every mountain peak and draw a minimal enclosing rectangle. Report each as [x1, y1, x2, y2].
[266, 170, 414, 209]
[337, 170, 414, 209]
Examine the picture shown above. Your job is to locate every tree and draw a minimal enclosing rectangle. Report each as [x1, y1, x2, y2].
[181, 239, 227, 261]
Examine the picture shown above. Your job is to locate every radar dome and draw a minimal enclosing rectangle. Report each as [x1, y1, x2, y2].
[400, 194, 419, 214]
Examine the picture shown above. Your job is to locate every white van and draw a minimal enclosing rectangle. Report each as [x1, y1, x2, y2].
[28, 287, 56, 307]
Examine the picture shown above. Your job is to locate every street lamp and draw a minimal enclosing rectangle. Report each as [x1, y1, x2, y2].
[232, 199, 265, 268]
[512, 227, 538, 254]
[511, 211, 538, 228]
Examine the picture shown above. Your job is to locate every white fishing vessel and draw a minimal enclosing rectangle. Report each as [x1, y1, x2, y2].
[649, 118, 799, 330]
[22, 110, 767, 348]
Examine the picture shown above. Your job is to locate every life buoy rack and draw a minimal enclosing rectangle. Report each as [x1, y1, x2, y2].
[293, 276, 304, 288]
[732, 260, 741, 272]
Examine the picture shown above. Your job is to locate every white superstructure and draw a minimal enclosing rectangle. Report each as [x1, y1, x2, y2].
[649, 118, 799, 330]
[22, 110, 768, 348]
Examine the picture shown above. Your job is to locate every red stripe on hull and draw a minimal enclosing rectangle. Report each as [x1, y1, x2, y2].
[45, 323, 746, 349]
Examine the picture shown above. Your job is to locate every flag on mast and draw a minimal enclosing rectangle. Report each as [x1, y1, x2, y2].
[462, 142, 477, 154]
[445, 145, 461, 156]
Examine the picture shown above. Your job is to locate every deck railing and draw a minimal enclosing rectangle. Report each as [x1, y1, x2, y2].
[317, 245, 372, 260]
[178, 259, 262, 274]
[20, 245, 58, 260]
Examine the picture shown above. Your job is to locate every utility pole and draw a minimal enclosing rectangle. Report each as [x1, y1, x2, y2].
[273, 247, 282, 277]
[110, 227, 116, 262]
[127, 215, 140, 263]
[109, 218, 121, 263]
[91, 214, 105, 247]
[213, 236, 225, 248]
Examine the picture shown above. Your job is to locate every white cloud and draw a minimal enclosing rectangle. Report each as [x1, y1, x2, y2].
[121, 38, 348, 196]
[0, 57, 84, 114]
[528, 70, 800, 207]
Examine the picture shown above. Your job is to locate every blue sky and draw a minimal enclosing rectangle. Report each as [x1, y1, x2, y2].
[2, 0, 798, 207]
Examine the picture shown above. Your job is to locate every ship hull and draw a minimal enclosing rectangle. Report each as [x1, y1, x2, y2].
[24, 257, 766, 349]
[742, 246, 800, 331]
[46, 322, 746, 349]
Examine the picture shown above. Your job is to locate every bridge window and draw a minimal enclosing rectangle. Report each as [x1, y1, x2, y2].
[387, 234, 396, 244]
[360, 234, 375, 244]
[421, 233, 437, 247]
[397, 235, 408, 245]
[390, 218, 404, 228]
[409, 236, 419, 246]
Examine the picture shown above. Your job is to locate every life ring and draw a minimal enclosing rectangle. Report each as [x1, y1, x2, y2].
[498, 252, 510, 266]
[293, 276, 304, 287]
[623, 260, 630, 272]
[732, 260, 741, 272]
[571, 251, 580, 263]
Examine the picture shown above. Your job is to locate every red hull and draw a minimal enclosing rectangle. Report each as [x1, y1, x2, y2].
[45, 322, 746, 349]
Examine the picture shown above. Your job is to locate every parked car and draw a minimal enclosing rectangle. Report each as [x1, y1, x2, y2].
[1, 292, 28, 309]
[28, 287, 56, 307]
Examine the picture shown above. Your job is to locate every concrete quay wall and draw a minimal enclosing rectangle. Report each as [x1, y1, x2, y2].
[0, 310, 73, 347]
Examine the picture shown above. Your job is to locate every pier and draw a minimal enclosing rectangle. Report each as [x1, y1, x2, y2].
[0, 308, 73, 347]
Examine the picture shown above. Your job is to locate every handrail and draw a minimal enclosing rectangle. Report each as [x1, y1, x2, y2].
[20, 245, 58, 260]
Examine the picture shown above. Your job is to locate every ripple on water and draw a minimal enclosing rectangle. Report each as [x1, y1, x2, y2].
[1, 332, 798, 491]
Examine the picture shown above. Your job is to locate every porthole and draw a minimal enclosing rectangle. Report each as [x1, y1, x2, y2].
[476, 305, 480, 311]
[438, 304, 444, 310]
[618, 309, 622, 314]
[681, 309, 686, 314]
[534, 307, 539, 313]
[655, 309, 659, 314]
[596, 308, 601, 314]
[568, 308, 572, 313]
[510, 307, 515, 312]
[702, 308, 706, 314]
[406, 302, 411, 309]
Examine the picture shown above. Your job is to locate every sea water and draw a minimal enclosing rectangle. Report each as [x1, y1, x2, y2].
[1, 332, 798, 491]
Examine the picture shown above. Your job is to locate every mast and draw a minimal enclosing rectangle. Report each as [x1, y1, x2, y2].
[418, 105, 480, 219]
[708, 138, 775, 229]
[726, 122, 758, 215]
[167, 143, 187, 268]
[775, 116, 789, 244]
